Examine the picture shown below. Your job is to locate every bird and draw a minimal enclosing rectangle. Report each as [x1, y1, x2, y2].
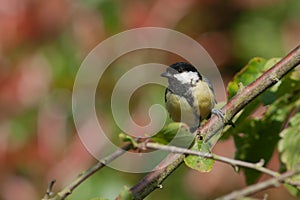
[161, 62, 223, 132]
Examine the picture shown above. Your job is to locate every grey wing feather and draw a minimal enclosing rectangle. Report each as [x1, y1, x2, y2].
[202, 75, 217, 103]
[164, 88, 170, 103]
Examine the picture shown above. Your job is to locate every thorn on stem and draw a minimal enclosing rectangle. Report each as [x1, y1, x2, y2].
[234, 165, 239, 172]
[257, 159, 265, 167]
[44, 179, 56, 199]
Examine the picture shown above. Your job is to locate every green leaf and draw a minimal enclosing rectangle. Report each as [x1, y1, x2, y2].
[279, 114, 300, 170]
[233, 119, 281, 184]
[224, 58, 282, 137]
[270, 71, 300, 104]
[225, 57, 268, 140]
[278, 113, 300, 197]
[290, 69, 300, 81]
[151, 123, 194, 148]
[119, 133, 137, 147]
[285, 183, 300, 197]
[224, 57, 300, 185]
[118, 186, 133, 200]
[263, 58, 281, 70]
[232, 82, 300, 185]
[184, 138, 214, 172]
[227, 57, 267, 99]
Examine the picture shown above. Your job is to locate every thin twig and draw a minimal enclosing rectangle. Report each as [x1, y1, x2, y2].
[216, 168, 300, 200]
[48, 142, 133, 200]
[42, 180, 56, 200]
[143, 142, 278, 177]
[129, 45, 300, 200]
[129, 142, 300, 200]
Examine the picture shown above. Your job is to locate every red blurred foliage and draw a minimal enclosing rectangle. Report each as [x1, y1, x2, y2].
[0, 0, 298, 199]
[0, 0, 71, 52]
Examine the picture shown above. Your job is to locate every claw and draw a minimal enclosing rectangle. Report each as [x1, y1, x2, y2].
[211, 108, 225, 121]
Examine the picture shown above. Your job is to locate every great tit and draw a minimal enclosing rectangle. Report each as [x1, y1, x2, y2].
[161, 62, 222, 132]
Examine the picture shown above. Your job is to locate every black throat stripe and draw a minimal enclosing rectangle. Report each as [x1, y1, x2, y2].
[166, 81, 195, 110]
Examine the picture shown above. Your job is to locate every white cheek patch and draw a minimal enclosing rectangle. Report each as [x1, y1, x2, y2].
[174, 71, 199, 85]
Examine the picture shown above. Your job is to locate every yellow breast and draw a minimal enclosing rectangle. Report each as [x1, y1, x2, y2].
[165, 81, 215, 128]
[192, 81, 215, 119]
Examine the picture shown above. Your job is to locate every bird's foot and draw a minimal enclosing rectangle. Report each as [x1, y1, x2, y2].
[211, 108, 225, 121]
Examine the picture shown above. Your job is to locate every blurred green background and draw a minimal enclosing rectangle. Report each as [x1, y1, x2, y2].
[0, 0, 299, 199]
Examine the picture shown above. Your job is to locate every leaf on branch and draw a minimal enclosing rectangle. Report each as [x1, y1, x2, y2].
[233, 119, 281, 184]
[227, 57, 269, 99]
[150, 122, 194, 148]
[184, 138, 214, 172]
[119, 133, 137, 147]
[278, 113, 300, 197]
[222, 58, 280, 139]
[117, 186, 133, 200]
[224, 57, 300, 185]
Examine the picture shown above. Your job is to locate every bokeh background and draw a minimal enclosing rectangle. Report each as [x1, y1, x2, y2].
[0, 0, 300, 199]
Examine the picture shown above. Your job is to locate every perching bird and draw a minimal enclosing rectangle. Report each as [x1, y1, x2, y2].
[161, 62, 223, 132]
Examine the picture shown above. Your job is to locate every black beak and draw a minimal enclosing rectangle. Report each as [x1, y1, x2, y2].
[160, 71, 172, 78]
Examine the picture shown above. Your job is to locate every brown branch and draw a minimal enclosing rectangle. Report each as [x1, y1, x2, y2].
[128, 45, 300, 200]
[129, 153, 185, 200]
[216, 167, 300, 200]
[204, 44, 300, 147]
[46, 142, 133, 200]
[141, 142, 299, 187]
